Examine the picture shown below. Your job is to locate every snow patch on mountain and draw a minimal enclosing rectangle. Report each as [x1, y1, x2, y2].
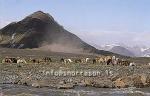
[141, 48, 150, 52]
[92, 43, 150, 57]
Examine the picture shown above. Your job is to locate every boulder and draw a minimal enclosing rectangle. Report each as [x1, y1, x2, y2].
[31, 81, 40, 88]
[110, 74, 121, 81]
[131, 74, 144, 88]
[92, 79, 114, 88]
[114, 78, 126, 88]
[114, 74, 150, 88]
[145, 74, 150, 86]
[129, 74, 150, 87]
[140, 74, 147, 85]
[79, 79, 93, 87]
[114, 76, 132, 88]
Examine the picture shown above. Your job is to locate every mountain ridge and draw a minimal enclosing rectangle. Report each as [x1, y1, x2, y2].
[0, 11, 118, 56]
[94, 43, 150, 57]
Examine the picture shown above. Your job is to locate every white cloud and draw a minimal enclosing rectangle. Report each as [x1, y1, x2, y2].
[72, 29, 150, 47]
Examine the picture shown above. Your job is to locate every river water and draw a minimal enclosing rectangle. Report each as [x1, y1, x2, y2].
[0, 84, 150, 96]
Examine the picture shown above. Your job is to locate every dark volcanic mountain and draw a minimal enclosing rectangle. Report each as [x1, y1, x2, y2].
[110, 46, 135, 57]
[0, 11, 117, 55]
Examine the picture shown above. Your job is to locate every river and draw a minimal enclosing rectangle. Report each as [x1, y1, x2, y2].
[0, 84, 150, 96]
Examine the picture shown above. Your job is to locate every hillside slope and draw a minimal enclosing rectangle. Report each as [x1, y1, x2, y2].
[0, 11, 118, 56]
[110, 46, 135, 57]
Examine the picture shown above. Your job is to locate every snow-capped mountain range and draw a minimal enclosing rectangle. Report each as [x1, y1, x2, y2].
[92, 44, 150, 57]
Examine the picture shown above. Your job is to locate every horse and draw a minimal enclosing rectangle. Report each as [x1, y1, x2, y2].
[60, 58, 73, 64]
[2, 57, 17, 63]
[75, 59, 82, 63]
[43, 57, 52, 62]
[92, 59, 97, 64]
[17, 58, 27, 64]
[85, 58, 90, 63]
[64, 59, 73, 64]
[129, 62, 136, 66]
[117, 59, 130, 66]
[106, 59, 112, 65]
[29, 58, 40, 64]
[60, 58, 65, 63]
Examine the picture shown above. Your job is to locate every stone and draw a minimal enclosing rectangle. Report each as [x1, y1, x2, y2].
[114, 76, 132, 88]
[114, 78, 126, 88]
[31, 81, 40, 88]
[145, 74, 150, 86]
[92, 79, 114, 88]
[79, 79, 92, 87]
[131, 74, 144, 88]
[130, 74, 150, 88]
[57, 83, 74, 89]
[110, 74, 121, 81]
[114, 74, 150, 88]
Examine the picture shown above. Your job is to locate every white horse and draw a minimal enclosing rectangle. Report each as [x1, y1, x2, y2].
[112, 56, 116, 60]
[129, 62, 136, 66]
[68, 59, 73, 63]
[64, 59, 73, 64]
[17, 59, 27, 64]
[85, 58, 90, 63]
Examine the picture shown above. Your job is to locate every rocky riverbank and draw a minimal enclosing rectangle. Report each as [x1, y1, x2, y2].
[0, 84, 150, 96]
[1, 84, 150, 96]
[0, 63, 150, 89]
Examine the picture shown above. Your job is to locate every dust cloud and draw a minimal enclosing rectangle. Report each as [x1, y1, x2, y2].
[39, 43, 85, 54]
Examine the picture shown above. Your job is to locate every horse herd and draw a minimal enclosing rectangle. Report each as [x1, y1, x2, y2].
[1, 56, 135, 66]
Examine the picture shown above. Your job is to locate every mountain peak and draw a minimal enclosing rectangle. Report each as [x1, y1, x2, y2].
[27, 11, 54, 22]
[0, 11, 117, 56]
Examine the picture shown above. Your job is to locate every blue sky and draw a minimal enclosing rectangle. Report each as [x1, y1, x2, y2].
[0, 0, 150, 47]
